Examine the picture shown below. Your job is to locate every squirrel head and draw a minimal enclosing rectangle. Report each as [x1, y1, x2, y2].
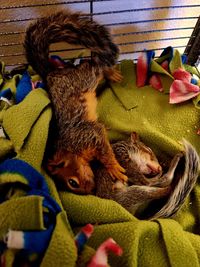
[112, 132, 162, 178]
[46, 151, 95, 194]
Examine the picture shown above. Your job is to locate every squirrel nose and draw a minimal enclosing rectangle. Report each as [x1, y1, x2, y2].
[147, 164, 162, 174]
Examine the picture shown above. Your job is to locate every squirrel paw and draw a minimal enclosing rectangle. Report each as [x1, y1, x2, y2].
[104, 67, 123, 83]
[107, 163, 128, 183]
[109, 69, 123, 83]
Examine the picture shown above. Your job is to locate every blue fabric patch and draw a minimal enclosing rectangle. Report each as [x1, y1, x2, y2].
[0, 88, 13, 100]
[191, 78, 198, 85]
[0, 158, 62, 256]
[0, 158, 62, 214]
[75, 232, 88, 253]
[181, 54, 188, 64]
[16, 71, 32, 104]
[160, 46, 174, 62]
[0, 158, 49, 193]
[35, 81, 45, 89]
[23, 225, 54, 254]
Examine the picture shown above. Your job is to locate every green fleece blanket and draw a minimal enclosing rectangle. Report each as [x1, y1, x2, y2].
[0, 53, 200, 267]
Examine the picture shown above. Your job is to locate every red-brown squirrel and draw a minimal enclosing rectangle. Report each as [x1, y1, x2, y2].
[24, 10, 127, 194]
[93, 132, 200, 219]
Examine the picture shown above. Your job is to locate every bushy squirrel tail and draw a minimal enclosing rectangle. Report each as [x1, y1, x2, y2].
[24, 10, 119, 79]
[152, 140, 200, 219]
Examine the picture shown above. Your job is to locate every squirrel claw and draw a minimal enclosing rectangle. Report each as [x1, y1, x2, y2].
[107, 164, 128, 183]
[104, 67, 123, 83]
[110, 69, 123, 83]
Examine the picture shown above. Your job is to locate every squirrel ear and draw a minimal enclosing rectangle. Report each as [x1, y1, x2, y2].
[47, 158, 70, 174]
[130, 132, 139, 142]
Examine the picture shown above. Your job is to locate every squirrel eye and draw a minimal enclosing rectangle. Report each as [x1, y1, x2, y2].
[68, 178, 80, 189]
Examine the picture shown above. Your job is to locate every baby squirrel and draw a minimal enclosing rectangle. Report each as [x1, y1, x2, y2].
[24, 10, 127, 194]
[93, 132, 200, 219]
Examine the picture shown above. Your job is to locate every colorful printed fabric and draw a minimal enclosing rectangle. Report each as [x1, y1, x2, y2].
[136, 46, 200, 104]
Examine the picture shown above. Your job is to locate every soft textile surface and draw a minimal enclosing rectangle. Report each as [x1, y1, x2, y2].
[98, 58, 200, 158]
[0, 53, 200, 267]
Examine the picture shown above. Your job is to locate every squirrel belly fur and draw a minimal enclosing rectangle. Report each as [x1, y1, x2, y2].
[24, 10, 127, 194]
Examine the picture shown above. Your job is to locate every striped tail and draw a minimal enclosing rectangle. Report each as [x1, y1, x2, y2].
[152, 140, 200, 219]
[24, 10, 119, 79]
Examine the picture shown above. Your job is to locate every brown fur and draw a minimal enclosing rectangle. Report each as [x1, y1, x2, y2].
[24, 10, 127, 194]
[94, 133, 200, 219]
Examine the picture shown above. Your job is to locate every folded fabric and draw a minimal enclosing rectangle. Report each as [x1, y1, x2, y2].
[0, 49, 200, 267]
[98, 60, 200, 158]
[0, 68, 77, 266]
[136, 47, 200, 104]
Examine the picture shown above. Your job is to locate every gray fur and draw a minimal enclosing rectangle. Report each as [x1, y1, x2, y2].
[94, 137, 200, 219]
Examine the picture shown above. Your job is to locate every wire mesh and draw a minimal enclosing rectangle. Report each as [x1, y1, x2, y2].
[0, 0, 199, 69]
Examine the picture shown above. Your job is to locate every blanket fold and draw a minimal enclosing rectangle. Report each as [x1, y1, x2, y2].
[98, 60, 200, 157]
[0, 48, 200, 267]
[2, 89, 51, 164]
[0, 196, 45, 238]
[158, 219, 199, 267]
[60, 192, 136, 225]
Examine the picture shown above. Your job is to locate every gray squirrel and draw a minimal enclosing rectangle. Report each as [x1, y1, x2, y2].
[93, 132, 200, 219]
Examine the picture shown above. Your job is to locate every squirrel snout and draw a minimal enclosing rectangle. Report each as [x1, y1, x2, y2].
[146, 164, 162, 175]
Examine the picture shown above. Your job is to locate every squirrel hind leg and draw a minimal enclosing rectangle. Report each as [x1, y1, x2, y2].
[156, 152, 183, 188]
[115, 185, 170, 212]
